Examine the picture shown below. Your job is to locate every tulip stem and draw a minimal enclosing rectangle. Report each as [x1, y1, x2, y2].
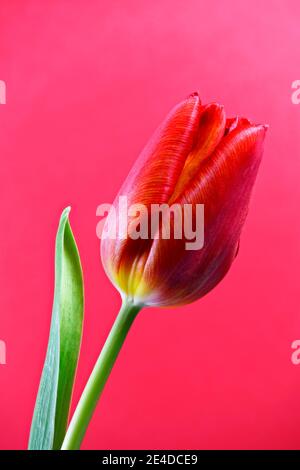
[61, 298, 141, 450]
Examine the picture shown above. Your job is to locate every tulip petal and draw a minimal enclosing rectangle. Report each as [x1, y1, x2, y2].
[119, 92, 202, 207]
[225, 116, 250, 134]
[102, 93, 202, 296]
[139, 124, 267, 306]
[171, 103, 226, 201]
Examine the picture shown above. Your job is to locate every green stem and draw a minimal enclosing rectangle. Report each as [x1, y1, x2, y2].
[61, 298, 142, 450]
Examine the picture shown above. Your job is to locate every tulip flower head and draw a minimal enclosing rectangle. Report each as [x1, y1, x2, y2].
[101, 92, 267, 307]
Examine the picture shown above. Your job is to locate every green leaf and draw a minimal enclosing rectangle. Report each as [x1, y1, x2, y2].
[28, 207, 84, 450]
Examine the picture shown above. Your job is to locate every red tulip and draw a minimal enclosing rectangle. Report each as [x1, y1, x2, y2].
[101, 92, 267, 306]
[63, 93, 267, 449]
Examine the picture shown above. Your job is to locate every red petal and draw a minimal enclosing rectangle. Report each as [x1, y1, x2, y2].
[225, 116, 251, 135]
[171, 103, 226, 201]
[120, 92, 202, 207]
[102, 92, 202, 295]
[140, 124, 267, 306]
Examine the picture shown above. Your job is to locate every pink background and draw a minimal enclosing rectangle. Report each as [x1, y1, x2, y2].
[0, 0, 300, 450]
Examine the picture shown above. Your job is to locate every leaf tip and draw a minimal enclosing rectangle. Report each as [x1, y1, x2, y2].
[63, 206, 71, 216]
[59, 206, 72, 225]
